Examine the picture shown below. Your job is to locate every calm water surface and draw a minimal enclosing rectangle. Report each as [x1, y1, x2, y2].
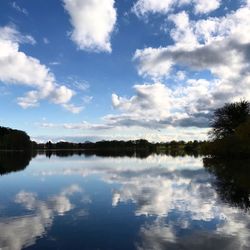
[0, 153, 250, 250]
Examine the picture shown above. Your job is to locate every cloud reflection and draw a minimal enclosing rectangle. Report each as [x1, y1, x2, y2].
[31, 155, 250, 249]
[0, 184, 89, 250]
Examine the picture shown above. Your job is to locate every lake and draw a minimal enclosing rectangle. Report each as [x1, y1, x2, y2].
[0, 152, 250, 250]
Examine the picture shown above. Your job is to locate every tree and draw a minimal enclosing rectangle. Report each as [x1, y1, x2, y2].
[209, 100, 250, 140]
[0, 126, 31, 150]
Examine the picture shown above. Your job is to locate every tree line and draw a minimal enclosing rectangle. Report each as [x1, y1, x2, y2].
[34, 138, 204, 156]
[0, 100, 249, 158]
[202, 100, 250, 158]
[0, 125, 204, 155]
[0, 126, 31, 150]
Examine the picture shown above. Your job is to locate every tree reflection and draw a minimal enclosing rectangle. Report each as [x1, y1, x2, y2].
[0, 151, 35, 175]
[41, 149, 153, 159]
[203, 157, 250, 210]
[41, 149, 201, 159]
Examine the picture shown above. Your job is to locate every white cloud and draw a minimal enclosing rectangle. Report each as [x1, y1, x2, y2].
[132, 0, 221, 17]
[37, 80, 212, 135]
[36, 79, 212, 138]
[108, 81, 214, 128]
[135, 6, 250, 78]
[132, 0, 176, 16]
[112, 83, 172, 119]
[193, 0, 221, 14]
[133, 3, 250, 121]
[133, 48, 173, 79]
[0, 25, 35, 45]
[0, 26, 80, 112]
[12, 2, 28, 15]
[62, 103, 84, 114]
[39, 82, 211, 132]
[133, 12, 198, 79]
[40, 120, 112, 130]
[168, 11, 198, 49]
[63, 0, 117, 52]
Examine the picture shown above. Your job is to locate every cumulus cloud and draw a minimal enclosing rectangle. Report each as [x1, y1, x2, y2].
[0, 25, 81, 112]
[63, 0, 117, 52]
[136, 10, 250, 80]
[105, 82, 208, 130]
[132, 0, 176, 16]
[132, 0, 221, 17]
[112, 83, 172, 118]
[107, 81, 215, 128]
[193, 0, 221, 14]
[132, 3, 250, 128]
[135, 5, 250, 80]
[38, 80, 211, 129]
[38, 79, 213, 131]
[133, 48, 174, 80]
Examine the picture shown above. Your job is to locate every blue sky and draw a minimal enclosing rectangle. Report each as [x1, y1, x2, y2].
[0, 0, 249, 142]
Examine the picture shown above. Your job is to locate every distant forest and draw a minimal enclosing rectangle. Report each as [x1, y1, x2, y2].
[0, 125, 203, 155]
[36, 139, 204, 156]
